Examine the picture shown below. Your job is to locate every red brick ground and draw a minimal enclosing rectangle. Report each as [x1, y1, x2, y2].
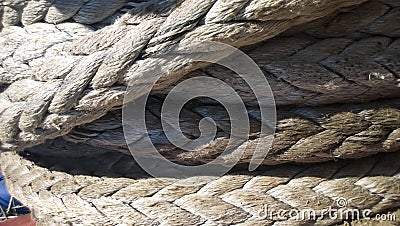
[0, 214, 36, 226]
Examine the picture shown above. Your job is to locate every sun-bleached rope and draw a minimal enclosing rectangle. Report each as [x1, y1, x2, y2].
[1, 141, 399, 225]
[2, 0, 393, 151]
[0, 1, 399, 224]
[0, 0, 137, 27]
[65, 97, 400, 165]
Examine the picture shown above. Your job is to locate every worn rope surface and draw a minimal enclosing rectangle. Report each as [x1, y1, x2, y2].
[0, 0, 400, 225]
[1, 140, 399, 225]
[2, 0, 399, 151]
[0, 0, 138, 27]
[65, 97, 400, 165]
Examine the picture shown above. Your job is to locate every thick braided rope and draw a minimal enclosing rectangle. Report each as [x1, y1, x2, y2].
[3, 0, 399, 151]
[0, 0, 138, 28]
[104, 15, 400, 164]
[1, 140, 399, 225]
[65, 97, 400, 165]
[0, 1, 399, 224]
[70, 9, 400, 165]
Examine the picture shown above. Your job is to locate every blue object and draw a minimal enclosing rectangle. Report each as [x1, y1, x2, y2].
[0, 172, 30, 216]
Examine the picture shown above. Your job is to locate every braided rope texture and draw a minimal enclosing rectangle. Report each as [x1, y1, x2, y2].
[66, 97, 400, 165]
[1, 0, 399, 151]
[61, 0, 400, 165]
[0, 0, 399, 225]
[0, 0, 138, 27]
[1, 140, 399, 225]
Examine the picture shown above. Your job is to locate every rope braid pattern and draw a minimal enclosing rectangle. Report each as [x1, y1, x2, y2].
[65, 98, 400, 165]
[124, 10, 400, 164]
[3, 0, 399, 151]
[0, 1, 399, 224]
[0, 0, 139, 28]
[0, 141, 399, 225]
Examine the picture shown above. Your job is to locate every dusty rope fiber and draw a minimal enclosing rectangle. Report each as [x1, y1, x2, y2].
[1, 0, 392, 151]
[0, 0, 138, 27]
[1, 0, 398, 159]
[62, 18, 400, 164]
[0, 0, 399, 225]
[0, 140, 399, 225]
[65, 98, 400, 165]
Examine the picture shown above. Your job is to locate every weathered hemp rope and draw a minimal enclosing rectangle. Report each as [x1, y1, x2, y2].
[0, 141, 399, 225]
[0, 0, 399, 225]
[2, 0, 396, 151]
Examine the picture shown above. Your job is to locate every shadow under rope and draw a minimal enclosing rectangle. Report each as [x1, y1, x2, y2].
[23, 137, 271, 179]
[0, 84, 8, 93]
[19, 95, 400, 180]
[21, 137, 400, 182]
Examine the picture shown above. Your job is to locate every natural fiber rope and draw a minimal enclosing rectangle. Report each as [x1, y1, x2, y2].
[65, 97, 400, 165]
[3, 0, 399, 151]
[1, 140, 399, 225]
[0, 0, 137, 27]
[0, 1, 399, 225]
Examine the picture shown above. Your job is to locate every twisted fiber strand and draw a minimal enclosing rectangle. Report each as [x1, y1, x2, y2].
[0, 1, 399, 226]
[0, 0, 383, 151]
[162, 32, 400, 107]
[65, 96, 400, 165]
[53, 10, 400, 165]
[0, 141, 399, 225]
[0, 0, 140, 27]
